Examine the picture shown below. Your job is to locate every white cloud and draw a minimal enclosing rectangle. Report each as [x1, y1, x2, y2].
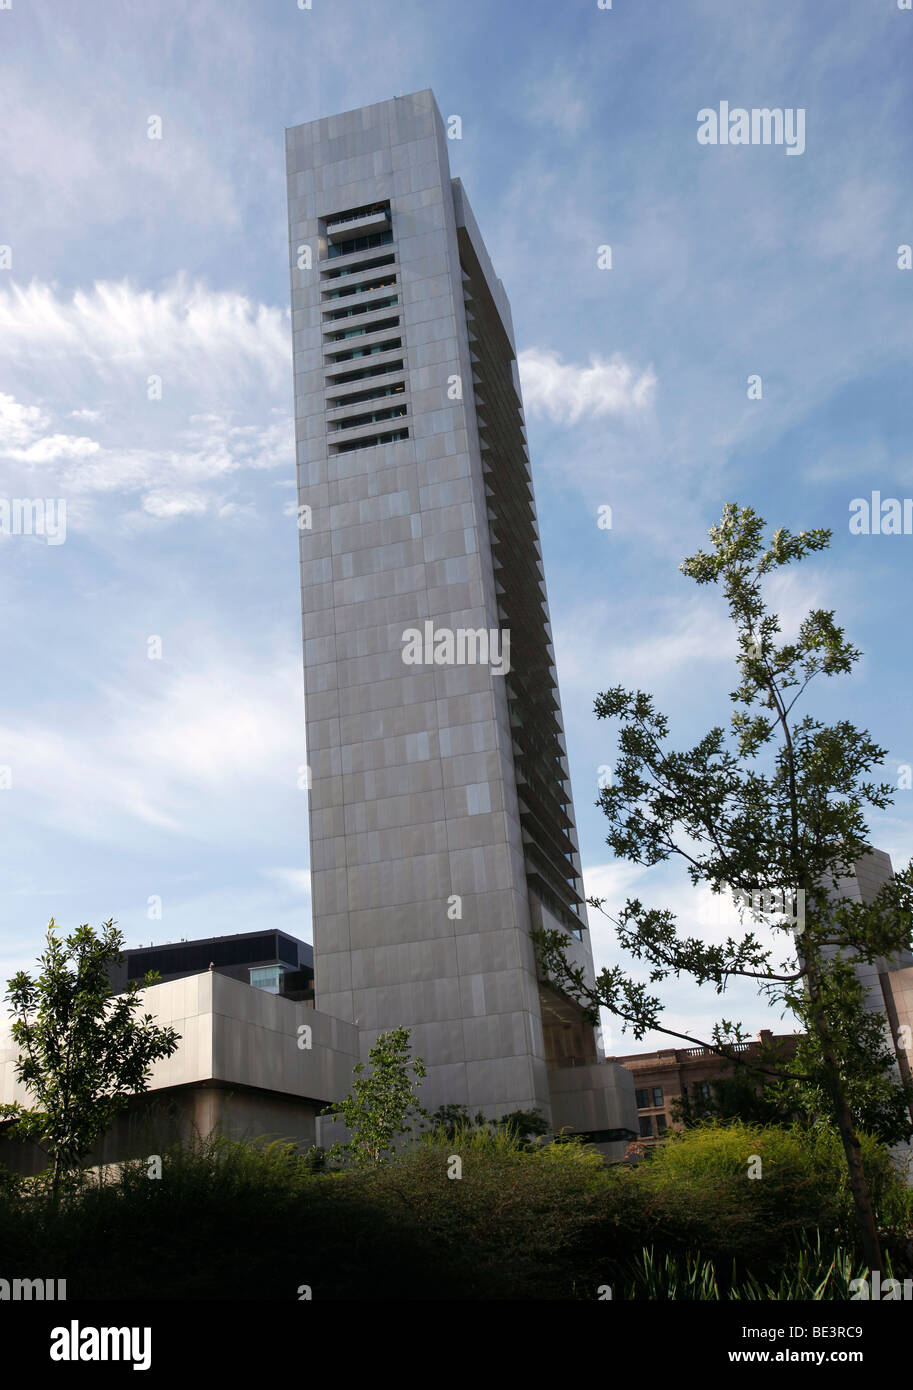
[0, 279, 295, 528]
[553, 563, 834, 718]
[216, 501, 256, 520]
[554, 597, 734, 709]
[261, 867, 311, 896]
[0, 392, 102, 467]
[0, 65, 240, 239]
[763, 569, 830, 642]
[0, 395, 48, 448]
[0, 278, 290, 394]
[518, 348, 657, 424]
[142, 491, 209, 519]
[7, 433, 101, 464]
[583, 859, 799, 1055]
[530, 64, 590, 137]
[0, 403, 292, 522]
[0, 644, 306, 847]
[0, 722, 183, 837]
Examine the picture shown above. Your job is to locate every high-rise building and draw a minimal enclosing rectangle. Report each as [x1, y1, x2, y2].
[285, 90, 635, 1142]
[830, 851, 913, 1160]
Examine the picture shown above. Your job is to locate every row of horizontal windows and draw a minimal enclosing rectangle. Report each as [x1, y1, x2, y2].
[325, 275, 396, 302]
[127, 932, 290, 978]
[332, 403, 407, 432]
[325, 337, 402, 364]
[320, 254, 396, 284]
[325, 359, 404, 387]
[330, 382, 405, 410]
[319, 218, 406, 450]
[323, 200, 390, 229]
[325, 316, 399, 343]
[529, 878, 584, 939]
[327, 230, 393, 259]
[330, 428, 409, 455]
[524, 839, 579, 894]
[325, 295, 398, 322]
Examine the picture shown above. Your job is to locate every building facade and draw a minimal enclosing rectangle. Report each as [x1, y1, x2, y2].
[611, 1030, 801, 1144]
[286, 89, 635, 1139]
[1, 934, 359, 1176]
[831, 850, 913, 1164]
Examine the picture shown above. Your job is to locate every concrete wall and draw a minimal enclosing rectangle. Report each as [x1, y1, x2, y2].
[548, 1063, 637, 1160]
[0, 972, 360, 1174]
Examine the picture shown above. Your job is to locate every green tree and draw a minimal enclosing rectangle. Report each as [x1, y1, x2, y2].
[766, 968, 913, 1145]
[1, 918, 180, 1203]
[427, 1103, 487, 1139]
[322, 1027, 427, 1167]
[535, 504, 913, 1274]
[426, 1103, 550, 1148]
[671, 1062, 798, 1128]
[498, 1108, 551, 1147]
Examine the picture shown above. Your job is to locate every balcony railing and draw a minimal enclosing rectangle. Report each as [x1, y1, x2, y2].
[324, 204, 390, 230]
[680, 1041, 754, 1058]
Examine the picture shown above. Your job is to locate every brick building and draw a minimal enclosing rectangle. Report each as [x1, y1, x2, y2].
[609, 1030, 801, 1142]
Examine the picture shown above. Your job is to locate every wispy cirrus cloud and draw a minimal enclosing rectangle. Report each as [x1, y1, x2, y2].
[0, 279, 295, 525]
[0, 277, 290, 393]
[0, 641, 305, 846]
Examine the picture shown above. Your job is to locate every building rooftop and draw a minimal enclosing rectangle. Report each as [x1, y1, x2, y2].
[108, 928, 314, 1002]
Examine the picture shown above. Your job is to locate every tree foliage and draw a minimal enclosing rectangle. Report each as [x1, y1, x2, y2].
[534, 503, 913, 1271]
[426, 1103, 550, 1148]
[322, 1026, 427, 1167]
[1, 918, 180, 1199]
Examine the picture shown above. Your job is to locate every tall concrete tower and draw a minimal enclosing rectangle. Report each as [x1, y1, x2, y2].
[286, 90, 635, 1142]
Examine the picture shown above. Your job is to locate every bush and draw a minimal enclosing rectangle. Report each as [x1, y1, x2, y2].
[0, 1120, 909, 1298]
[364, 1127, 606, 1297]
[601, 1120, 913, 1278]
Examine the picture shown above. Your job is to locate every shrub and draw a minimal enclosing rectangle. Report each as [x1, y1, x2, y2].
[0, 1120, 908, 1298]
[601, 1120, 913, 1276]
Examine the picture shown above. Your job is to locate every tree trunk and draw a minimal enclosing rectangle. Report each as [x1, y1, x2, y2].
[832, 1087, 883, 1275]
[803, 946, 883, 1273]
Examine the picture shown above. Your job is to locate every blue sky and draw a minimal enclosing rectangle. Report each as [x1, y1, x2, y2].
[1, 0, 911, 1054]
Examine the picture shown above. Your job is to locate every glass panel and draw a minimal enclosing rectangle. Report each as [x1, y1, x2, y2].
[249, 966, 283, 994]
